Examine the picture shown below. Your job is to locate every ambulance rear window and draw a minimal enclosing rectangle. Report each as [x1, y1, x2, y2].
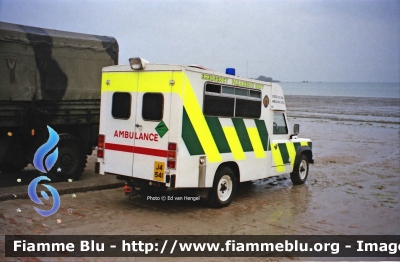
[142, 93, 163, 121]
[112, 92, 131, 119]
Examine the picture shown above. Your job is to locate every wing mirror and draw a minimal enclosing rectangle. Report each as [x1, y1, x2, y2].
[293, 124, 300, 135]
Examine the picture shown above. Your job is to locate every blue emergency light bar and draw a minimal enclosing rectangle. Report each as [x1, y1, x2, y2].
[226, 68, 235, 76]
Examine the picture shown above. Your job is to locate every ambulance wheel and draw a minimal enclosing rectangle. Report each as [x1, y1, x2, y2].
[290, 154, 309, 185]
[47, 134, 86, 182]
[208, 167, 236, 208]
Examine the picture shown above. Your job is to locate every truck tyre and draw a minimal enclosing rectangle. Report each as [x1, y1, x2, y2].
[208, 167, 236, 208]
[47, 134, 86, 182]
[290, 154, 309, 185]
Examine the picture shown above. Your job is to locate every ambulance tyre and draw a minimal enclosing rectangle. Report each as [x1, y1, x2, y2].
[208, 167, 236, 208]
[290, 154, 309, 185]
[47, 134, 86, 182]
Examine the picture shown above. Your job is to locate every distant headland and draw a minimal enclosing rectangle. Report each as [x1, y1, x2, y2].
[254, 75, 280, 83]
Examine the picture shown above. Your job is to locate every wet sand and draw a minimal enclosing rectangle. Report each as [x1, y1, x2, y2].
[1, 95, 399, 261]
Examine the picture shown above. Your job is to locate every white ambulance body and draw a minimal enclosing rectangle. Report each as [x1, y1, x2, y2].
[96, 58, 313, 207]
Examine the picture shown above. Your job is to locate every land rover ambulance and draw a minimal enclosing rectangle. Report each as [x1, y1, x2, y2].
[96, 58, 313, 207]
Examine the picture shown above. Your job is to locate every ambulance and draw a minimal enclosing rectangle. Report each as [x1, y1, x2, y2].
[96, 58, 313, 207]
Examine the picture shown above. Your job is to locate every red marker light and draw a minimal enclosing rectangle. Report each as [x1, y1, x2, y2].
[167, 142, 177, 169]
[97, 134, 105, 158]
[168, 143, 177, 151]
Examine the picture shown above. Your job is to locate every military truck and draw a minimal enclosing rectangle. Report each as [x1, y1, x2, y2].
[0, 22, 118, 181]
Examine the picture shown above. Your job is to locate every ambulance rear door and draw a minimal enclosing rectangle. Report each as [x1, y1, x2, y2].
[131, 71, 173, 183]
[101, 71, 138, 177]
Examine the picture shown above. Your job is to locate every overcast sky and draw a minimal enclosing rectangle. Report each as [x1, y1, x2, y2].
[1, 0, 399, 82]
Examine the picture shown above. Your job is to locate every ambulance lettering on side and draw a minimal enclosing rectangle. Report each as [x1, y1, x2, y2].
[114, 130, 159, 141]
[96, 58, 314, 208]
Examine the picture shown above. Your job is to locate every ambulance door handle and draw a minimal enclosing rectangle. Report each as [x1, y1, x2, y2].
[135, 123, 142, 128]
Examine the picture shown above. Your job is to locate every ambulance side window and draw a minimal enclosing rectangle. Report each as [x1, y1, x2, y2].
[236, 99, 261, 118]
[204, 96, 234, 117]
[142, 93, 163, 121]
[273, 112, 288, 134]
[203, 83, 261, 118]
[112, 92, 131, 119]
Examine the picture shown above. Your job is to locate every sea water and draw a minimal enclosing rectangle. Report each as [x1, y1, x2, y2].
[279, 82, 400, 98]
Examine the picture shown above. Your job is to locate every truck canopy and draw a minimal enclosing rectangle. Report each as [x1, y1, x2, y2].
[0, 22, 118, 101]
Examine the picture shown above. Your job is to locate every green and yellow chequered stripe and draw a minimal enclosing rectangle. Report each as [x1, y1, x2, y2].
[182, 108, 312, 169]
[271, 141, 312, 172]
[182, 110, 270, 161]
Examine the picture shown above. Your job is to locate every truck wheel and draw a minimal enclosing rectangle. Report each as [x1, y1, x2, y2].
[208, 167, 236, 208]
[47, 134, 86, 182]
[290, 154, 309, 185]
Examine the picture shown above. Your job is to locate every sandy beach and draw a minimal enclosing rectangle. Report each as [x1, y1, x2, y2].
[285, 95, 400, 234]
[1, 95, 399, 261]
